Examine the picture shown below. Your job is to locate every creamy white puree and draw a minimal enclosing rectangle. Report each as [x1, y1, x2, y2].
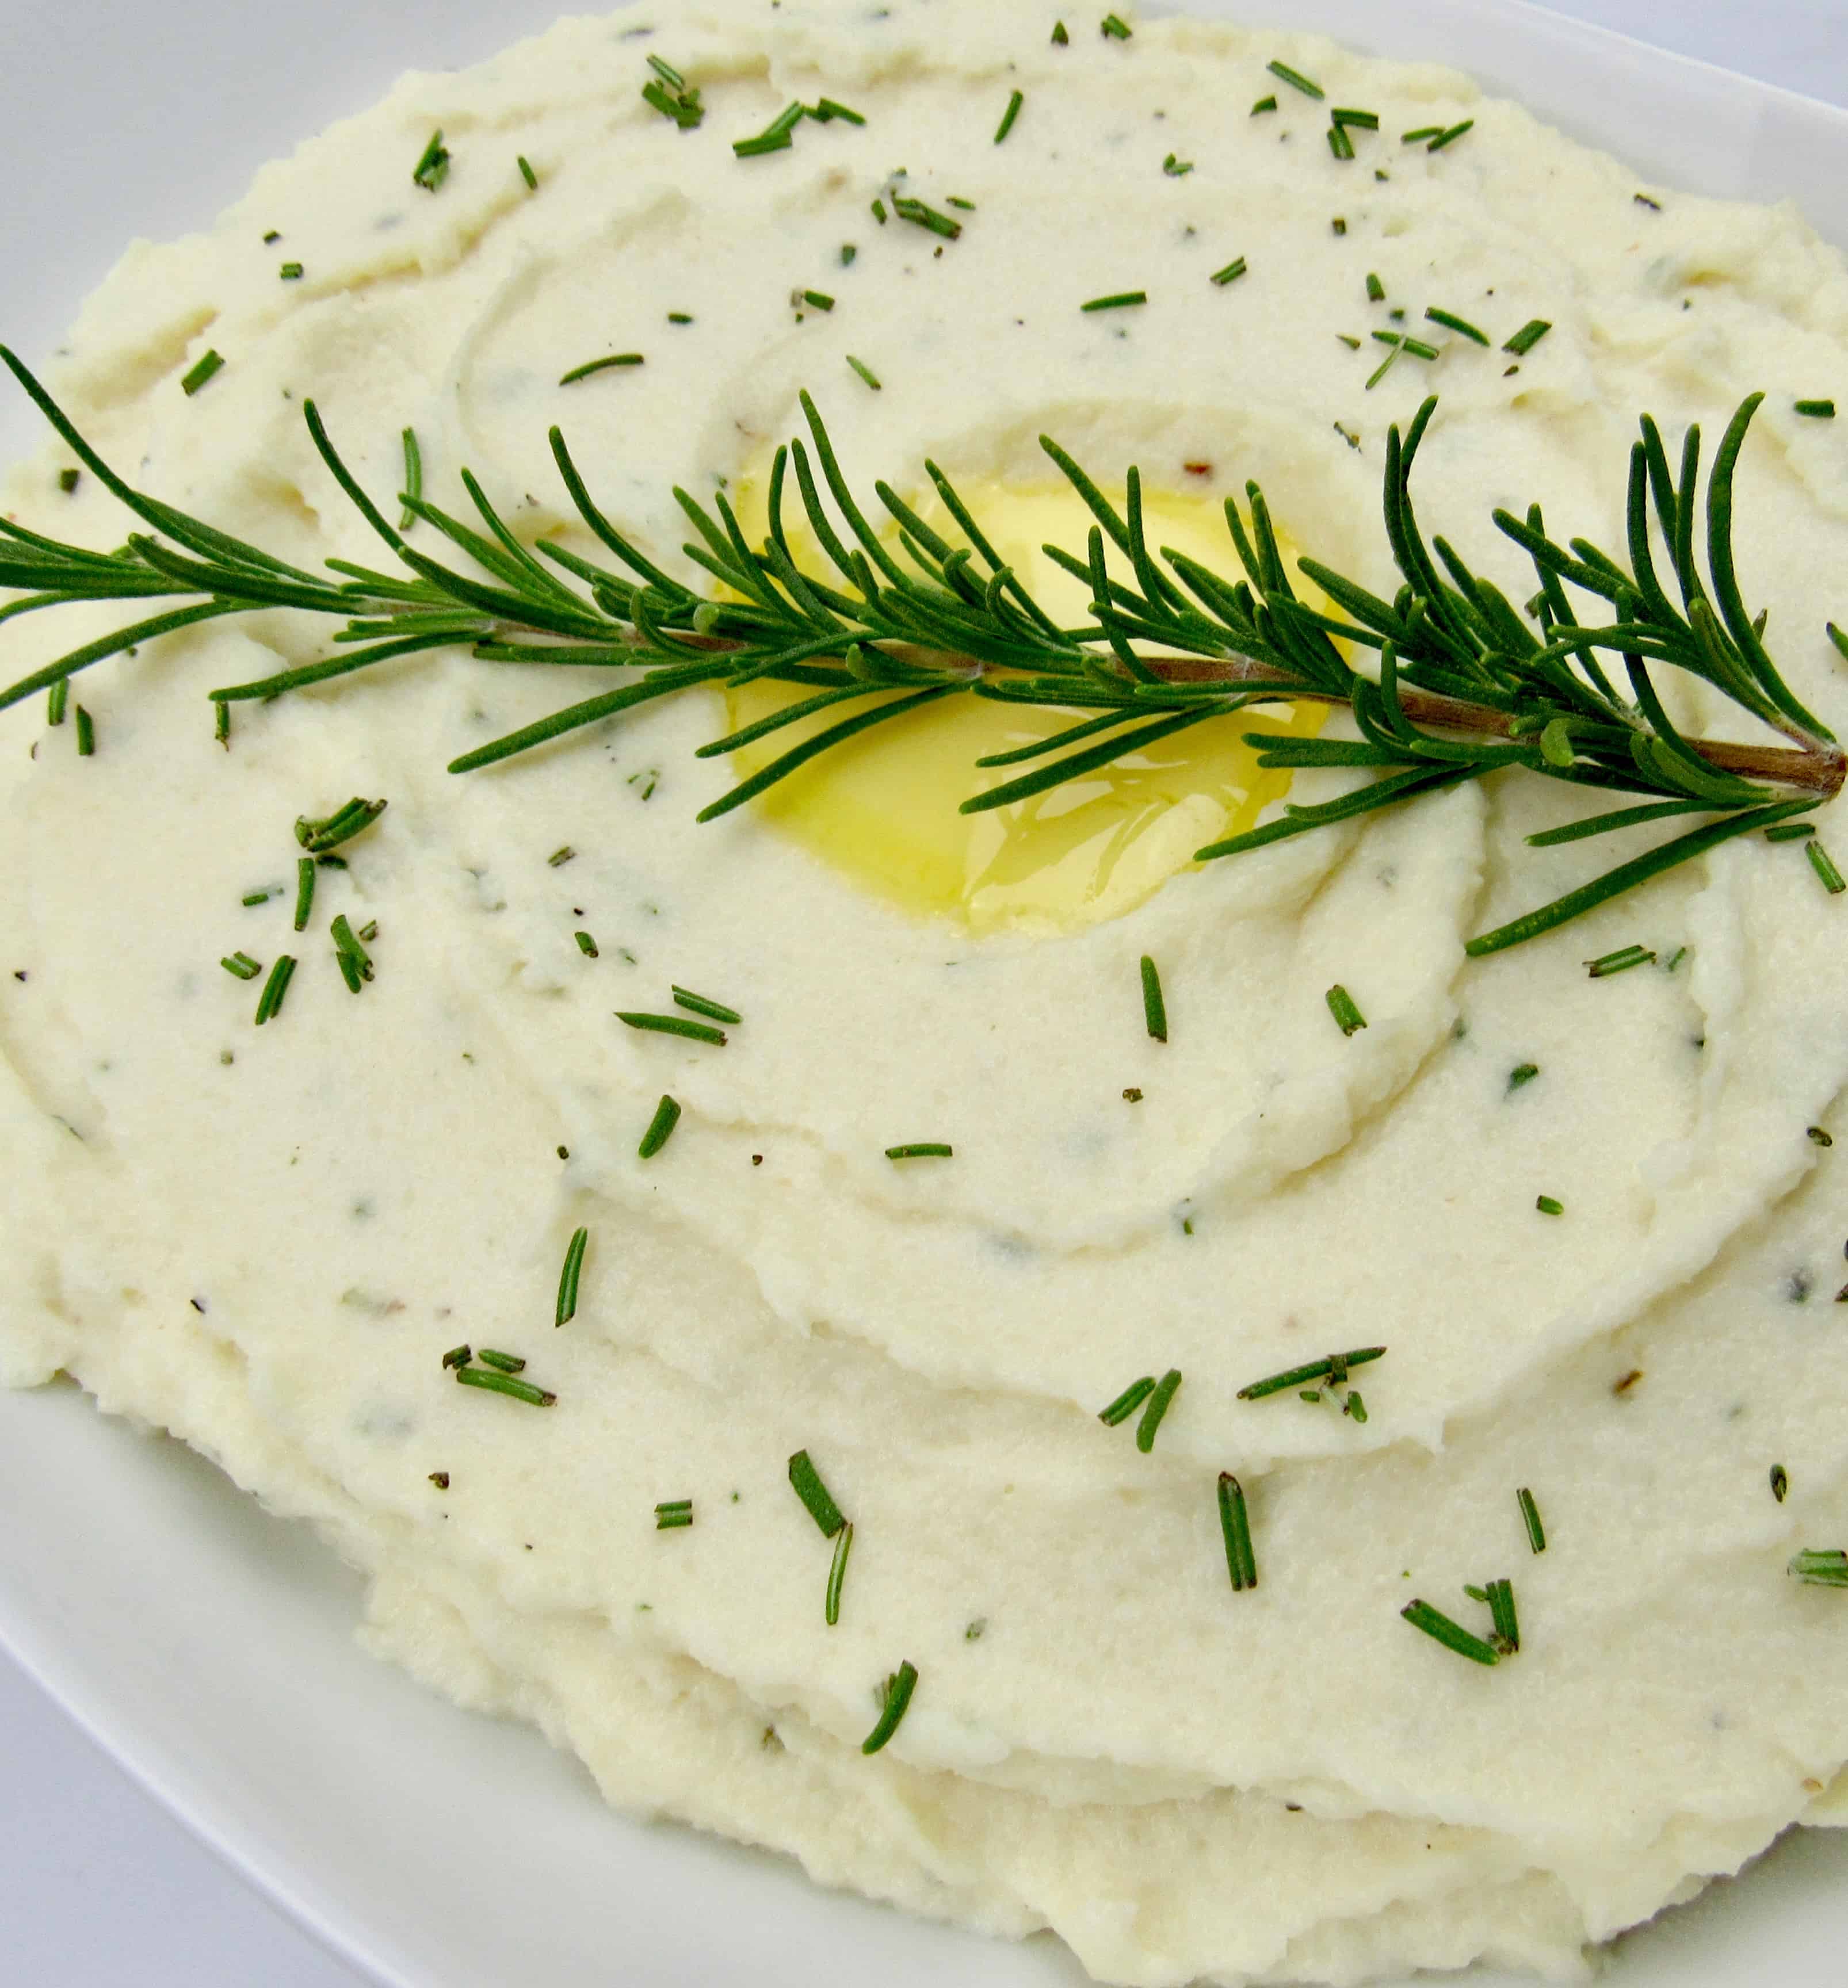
[6, 3, 1848, 1982]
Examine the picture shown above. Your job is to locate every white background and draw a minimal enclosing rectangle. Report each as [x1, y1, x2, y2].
[0, 2, 1844, 1983]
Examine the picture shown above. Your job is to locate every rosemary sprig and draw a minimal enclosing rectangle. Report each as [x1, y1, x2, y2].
[1239, 1347, 1385, 1400]
[1, 348, 1838, 954]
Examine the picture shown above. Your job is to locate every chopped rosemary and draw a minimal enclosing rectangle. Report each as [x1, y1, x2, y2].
[1217, 1473, 1258, 1591]
[411, 130, 450, 192]
[1584, 944, 1654, 977]
[1508, 1062, 1540, 1091]
[240, 889, 270, 907]
[1767, 821, 1816, 841]
[885, 1141, 953, 1159]
[559, 353, 644, 385]
[1331, 217, 1347, 236]
[1052, 20, 1070, 44]
[1098, 1375, 1156, 1425]
[669, 309, 696, 322]
[279, 262, 304, 281]
[295, 797, 385, 854]
[616, 1010, 727, 1045]
[1163, 153, 1194, 178]
[398, 427, 422, 532]
[292, 857, 315, 932]
[1371, 330, 1440, 361]
[555, 1225, 589, 1327]
[671, 984, 740, 1024]
[518, 155, 538, 190]
[1209, 256, 1248, 286]
[1267, 59, 1323, 99]
[429, 1471, 449, 1489]
[1795, 399, 1837, 419]
[215, 698, 230, 745]
[1517, 1486, 1547, 1553]
[1333, 106, 1379, 130]
[654, 1498, 694, 1530]
[1789, 1549, 1848, 1588]
[1366, 272, 1385, 302]
[1239, 1347, 1385, 1400]
[180, 350, 224, 398]
[478, 1348, 526, 1374]
[1809, 1125, 1833, 1146]
[810, 97, 865, 125]
[1807, 841, 1846, 894]
[995, 89, 1024, 145]
[1135, 1368, 1183, 1452]
[1483, 1577, 1519, 1652]
[1325, 984, 1367, 1035]
[331, 913, 373, 985]
[1426, 119, 1474, 151]
[455, 1366, 555, 1407]
[1402, 1598, 1499, 1665]
[253, 953, 296, 1024]
[1327, 124, 1356, 163]
[861, 1661, 918, 1754]
[838, 246, 857, 267]
[1081, 290, 1147, 312]
[1536, 1195, 1564, 1215]
[788, 1448, 846, 1536]
[800, 289, 835, 312]
[547, 844, 574, 866]
[1343, 1389, 1368, 1422]
[1426, 306, 1488, 345]
[1503, 318, 1552, 355]
[1140, 954, 1167, 1041]
[1771, 1465, 1789, 1503]
[846, 354, 883, 391]
[574, 930, 598, 957]
[220, 951, 262, 981]
[644, 66, 705, 130]
[826, 1520, 853, 1624]
[891, 193, 961, 240]
[637, 1093, 682, 1157]
[73, 704, 94, 755]
[441, 1344, 471, 1370]
[1101, 12, 1131, 38]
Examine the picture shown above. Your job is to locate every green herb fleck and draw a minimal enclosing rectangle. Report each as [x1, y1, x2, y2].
[331, 913, 373, 987]
[1267, 59, 1323, 98]
[477, 1348, 526, 1374]
[73, 704, 94, 755]
[1807, 841, 1846, 894]
[788, 1448, 846, 1536]
[58, 468, 80, 495]
[441, 1344, 471, 1371]
[638, 1093, 682, 1157]
[1771, 1465, 1789, 1503]
[825, 1520, 854, 1624]
[1503, 318, 1552, 356]
[556, 1225, 589, 1327]
[1332, 106, 1379, 129]
[1098, 1375, 1156, 1426]
[1426, 306, 1489, 345]
[1239, 1347, 1385, 1401]
[1140, 954, 1167, 1041]
[809, 97, 865, 125]
[1370, 330, 1440, 361]
[671, 984, 740, 1025]
[800, 289, 835, 312]
[1507, 1062, 1540, 1092]
[455, 1366, 555, 1407]
[221, 952, 262, 981]
[861, 1661, 918, 1754]
[295, 797, 385, 854]
[1210, 256, 1248, 286]
[559, 353, 644, 385]
[1366, 272, 1385, 302]
[411, 130, 450, 192]
[399, 427, 422, 532]
[1766, 821, 1816, 842]
[1101, 12, 1132, 39]
[1808, 1125, 1832, 1146]
[1796, 399, 1836, 419]
[180, 350, 224, 397]
[1217, 1473, 1258, 1591]
[654, 1498, 694, 1530]
[892, 194, 962, 240]
[1344, 1389, 1368, 1422]
[1585, 943, 1654, 977]
[1326, 984, 1366, 1035]
[1789, 1549, 1848, 1588]
[1517, 1486, 1547, 1553]
[995, 89, 1024, 144]
[1536, 1194, 1564, 1216]
[1402, 1597, 1500, 1665]
[1135, 1368, 1183, 1452]
[1082, 290, 1147, 312]
[254, 953, 296, 1026]
[1327, 123, 1355, 162]
[518, 155, 539, 190]
[846, 354, 883, 391]
[574, 931, 598, 957]
[279, 262, 304, 281]
[885, 1141, 953, 1159]
[1163, 152, 1193, 177]
[1483, 1576, 1519, 1652]
[617, 1010, 727, 1046]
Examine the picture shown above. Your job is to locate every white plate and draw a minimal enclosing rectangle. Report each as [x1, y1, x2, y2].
[3, 3, 1848, 1983]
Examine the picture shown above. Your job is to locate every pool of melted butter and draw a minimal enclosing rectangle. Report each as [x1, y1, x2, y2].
[722, 469, 1323, 936]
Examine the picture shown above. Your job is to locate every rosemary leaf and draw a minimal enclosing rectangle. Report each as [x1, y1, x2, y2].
[1402, 1598, 1500, 1665]
[861, 1661, 918, 1754]
[1217, 1473, 1258, 1590]
[555, 1225, 589, 1326]
[637, 1094, 682, 1157]
[788, 1449, 846, 1536]
[1140, 954, 1167, 1041]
